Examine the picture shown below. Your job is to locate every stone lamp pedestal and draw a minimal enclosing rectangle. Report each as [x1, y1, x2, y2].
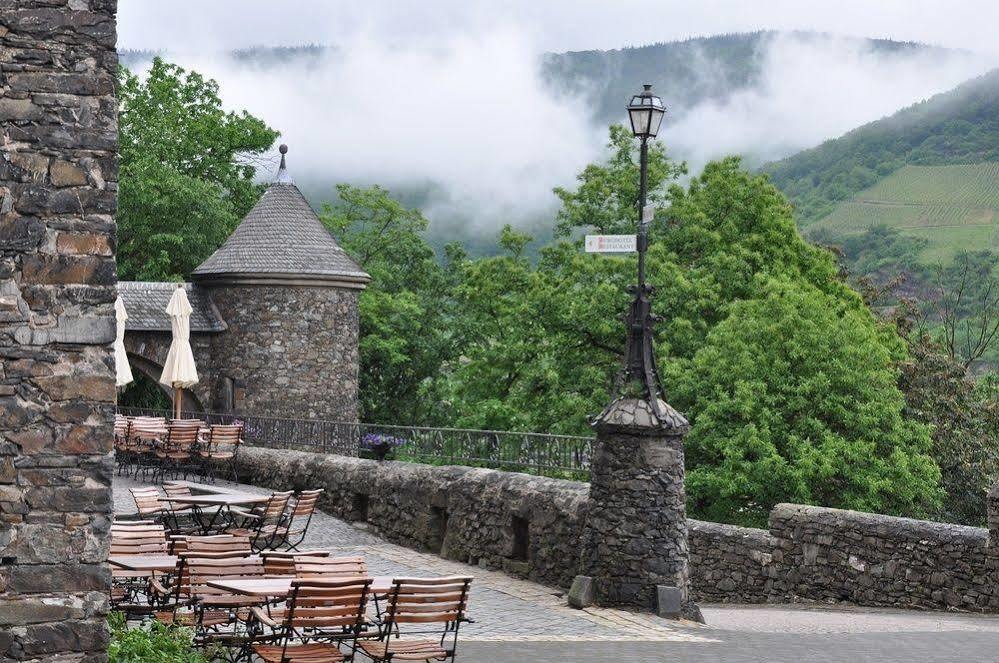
[571, 397, 700, 621]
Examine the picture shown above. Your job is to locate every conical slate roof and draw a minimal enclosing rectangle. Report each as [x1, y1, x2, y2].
[192, 146, 370, 288]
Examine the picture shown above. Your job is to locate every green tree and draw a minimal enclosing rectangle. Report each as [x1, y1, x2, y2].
[322, 185, 460, 424]
[671, 278, 941, 526]
[117, 58, 278, 281]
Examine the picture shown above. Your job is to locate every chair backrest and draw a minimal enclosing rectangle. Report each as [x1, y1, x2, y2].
[178, 555, 264, 600]
[110, 528, 168, 555]
[162, 484, 191, 500]
[261, 491, 294, 523]
[166, 419, 203, 447]
[184, 534, 252, 556]
[129, 419, 167, 445]
[294, 556, 367, 579]
[382, 577, 473, 627]
[130, 487, 164, 516]
[283, 578, 371, 633]
[261, 551, 330, 576]
[114, 415, 129, 441]
[207, 424, 242, 447]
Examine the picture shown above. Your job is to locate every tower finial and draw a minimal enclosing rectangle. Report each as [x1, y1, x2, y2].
[275, 144, 293, 184]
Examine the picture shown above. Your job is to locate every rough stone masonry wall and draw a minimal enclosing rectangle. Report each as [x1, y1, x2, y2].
[204, 285, 360, 421]
[236, 447, 999, 612]
[0, 2, 118, 661]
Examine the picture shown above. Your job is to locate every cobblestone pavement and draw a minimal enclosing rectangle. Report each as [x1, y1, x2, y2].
[114, 476, 999, 661]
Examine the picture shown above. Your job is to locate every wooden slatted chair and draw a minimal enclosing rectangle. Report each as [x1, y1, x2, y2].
[128, 417, 167, 480]
[155, 419, 204, 481]
[271, 489, 324, 551]
[227, 491, 293, 551]
[109, 523, 168, 613]
[358, 577, 473, 663]
[129, 486, 192, 532]
[197, 424, 243, 483]
[261, 550, 331, 576]
[185, 534, 253, 557]
[113, 415, 131, 474]
[152, 555, 266, 649]
[250, 577, 372, 663]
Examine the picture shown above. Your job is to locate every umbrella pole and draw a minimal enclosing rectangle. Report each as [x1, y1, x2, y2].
[174, 386, 182, 419]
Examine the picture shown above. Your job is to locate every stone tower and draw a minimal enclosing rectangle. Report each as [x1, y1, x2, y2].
[191, 145, 370, 420]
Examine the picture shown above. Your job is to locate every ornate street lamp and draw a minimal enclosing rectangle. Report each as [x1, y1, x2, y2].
[616, 84, 668, 419]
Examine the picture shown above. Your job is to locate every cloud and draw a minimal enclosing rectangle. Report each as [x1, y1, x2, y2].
[152, 29, 601, 231]
[664, 32, 995, 169]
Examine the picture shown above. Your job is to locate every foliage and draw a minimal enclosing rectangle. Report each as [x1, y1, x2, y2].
[108, 612, 209, 663]
[553, 125, 685, 236]
[321, 184, 461, 424]
[117, 58, 278, 281]
[672, 278, 941, 526]
[922, 251, 999, 368]
[892, 331, 999, 525]
[764, 69, 999, 224]
[416, 128, 941, 525]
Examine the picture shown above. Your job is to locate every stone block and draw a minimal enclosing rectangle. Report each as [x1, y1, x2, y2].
[567, 575, 595, 609]
[49, 161, 88, 187]
[655, 585, 683, 619]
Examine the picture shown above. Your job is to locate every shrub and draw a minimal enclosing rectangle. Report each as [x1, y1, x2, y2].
[108, 612, 209, 663]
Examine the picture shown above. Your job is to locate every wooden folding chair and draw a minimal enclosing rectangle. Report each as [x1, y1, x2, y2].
[109, 523, 168, 613]
[153, 554, 267, 656]
[156, 419, 204, 481]
[276, 489, 324, 551]
[227, 491, 293, 551]
[358, 577, 473, 663]
[250, 577, 372, 663]
[198, 424, 243, 483]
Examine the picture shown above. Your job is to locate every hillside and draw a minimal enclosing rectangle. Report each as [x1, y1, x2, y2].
[765, 68, 999, 225]
[809, 163, 999, 263]
[541, 31, 947, 128]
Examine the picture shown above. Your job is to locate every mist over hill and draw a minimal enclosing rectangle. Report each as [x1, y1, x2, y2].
[118, 31, 993, 254]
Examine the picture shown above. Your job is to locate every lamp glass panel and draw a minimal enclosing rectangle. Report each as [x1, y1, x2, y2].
[629, 108, 651, 136]
[648, 107, 665, 137]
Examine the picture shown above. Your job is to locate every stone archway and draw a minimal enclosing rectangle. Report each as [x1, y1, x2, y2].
[124, 351, 204, 412]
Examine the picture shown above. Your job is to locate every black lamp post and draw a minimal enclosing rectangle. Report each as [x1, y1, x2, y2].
[616, 84, 668, 419]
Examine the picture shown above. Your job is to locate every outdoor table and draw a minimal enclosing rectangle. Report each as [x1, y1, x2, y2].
[164, 493, 269, 535]
[108, 555, 179, 572]
[163, 480, 245, 496]
[206, 576, 395, 598]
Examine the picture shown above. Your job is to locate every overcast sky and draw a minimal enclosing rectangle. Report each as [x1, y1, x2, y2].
[119, 0, 999, 55]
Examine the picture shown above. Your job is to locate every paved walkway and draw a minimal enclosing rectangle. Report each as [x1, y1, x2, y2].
[113, 476, 999, 661]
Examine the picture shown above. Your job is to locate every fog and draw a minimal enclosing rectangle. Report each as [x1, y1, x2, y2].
[129, 30, 995, 236]
[665, 33, 993, 168]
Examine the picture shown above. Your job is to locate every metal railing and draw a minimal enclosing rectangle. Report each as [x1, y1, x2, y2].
[116, 407, 594, 480]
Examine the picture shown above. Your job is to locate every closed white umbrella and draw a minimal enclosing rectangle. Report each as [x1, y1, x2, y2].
[160, 284, 199, 418]
[114, 295, 134, 388]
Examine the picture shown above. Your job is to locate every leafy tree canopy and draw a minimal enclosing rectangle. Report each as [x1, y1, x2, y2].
[117, 58, 278, 281]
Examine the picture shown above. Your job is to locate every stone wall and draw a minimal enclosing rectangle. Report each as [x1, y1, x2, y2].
[234, 447, 999, 612]
[202, 285, 360, 421]
[688, 520, 776, 603]
[0, 1, 117, 660]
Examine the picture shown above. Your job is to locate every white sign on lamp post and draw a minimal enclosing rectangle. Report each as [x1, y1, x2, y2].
[585, 235, 638, 253]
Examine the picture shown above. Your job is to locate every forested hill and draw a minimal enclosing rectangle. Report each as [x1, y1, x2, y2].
[764, 68, 999, 225]
[541, 31, 947, 127]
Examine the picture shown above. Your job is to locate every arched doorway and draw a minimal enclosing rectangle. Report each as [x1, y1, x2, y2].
[119, 352, 203, 412]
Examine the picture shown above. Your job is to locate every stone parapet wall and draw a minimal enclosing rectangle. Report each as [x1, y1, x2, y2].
[235, 447, 999, 612]
[769, 503, 995, 610]
[235, 447, 587, 588]
[0, 1, 118, 660]
[688, 520, 776, 603]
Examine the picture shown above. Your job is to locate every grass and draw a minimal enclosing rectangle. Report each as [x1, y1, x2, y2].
[812, 163, 999, 263]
